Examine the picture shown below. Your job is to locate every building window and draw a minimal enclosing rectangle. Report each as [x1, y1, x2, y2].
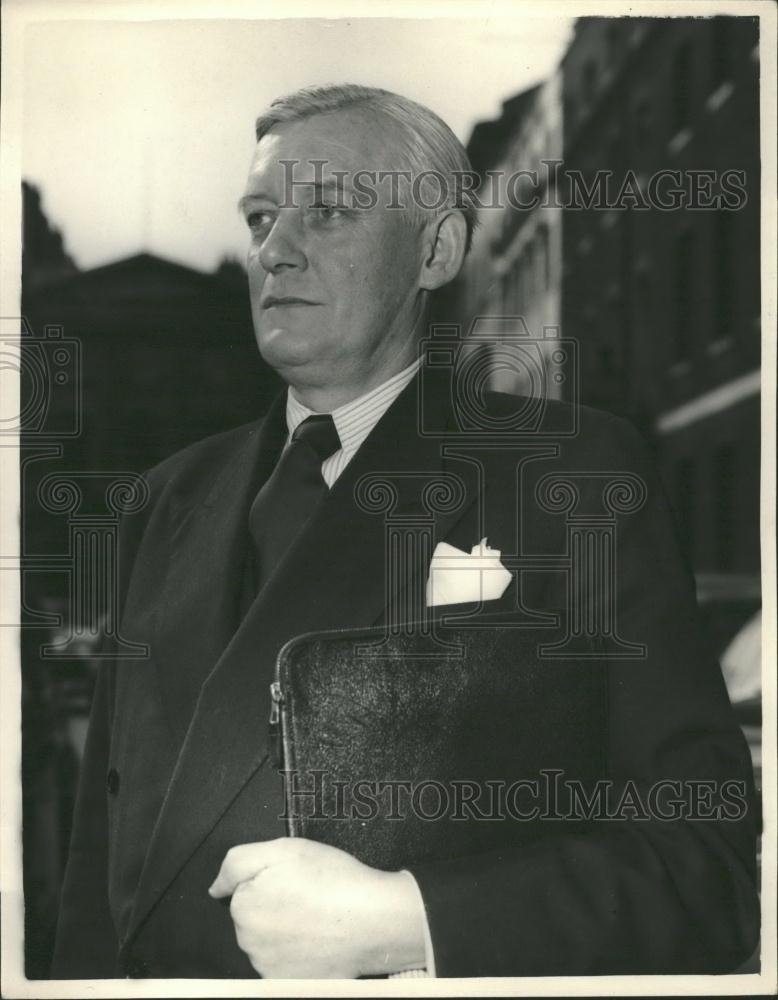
[713, 209, 735, 342]
[524, 240, 536, 302]
[713, 443, 736, 570]
[536, 225, 550, 291]
[631, 19, 648, 47]
[511, 259, 522, 314]
[672, 40, 693, 133]
[582, 59, 597, 104]
[634, 99, 651, 148]
[500, 273, 511, 316]
[635, 271, 652, 333]
[504, 261, 521, 315]
[710, 16, 732, 87]
[598, 342, 615, 378]
[675, 457, 696, 565]
[673, 229, 694, 362]
[605, 21, 619, 61]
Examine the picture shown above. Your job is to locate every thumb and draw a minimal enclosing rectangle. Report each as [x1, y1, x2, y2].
[208, 840, 286, 898]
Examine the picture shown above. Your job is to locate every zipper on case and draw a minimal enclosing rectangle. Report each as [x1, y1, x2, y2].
[268, 617, 478, 767]
[268, 622, 435, 834]
[268, 680, 284, 770]
[269, 625, 383, 768]
[267, 679, 294, 834]
[269, 626, 380, 838]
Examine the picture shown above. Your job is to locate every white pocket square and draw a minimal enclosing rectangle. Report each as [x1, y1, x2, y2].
[425, 538, 512, 608]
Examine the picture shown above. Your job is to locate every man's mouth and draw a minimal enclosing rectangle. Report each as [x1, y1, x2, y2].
[261, 296, 320, 309]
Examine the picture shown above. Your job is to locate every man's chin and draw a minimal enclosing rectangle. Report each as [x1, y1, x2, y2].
[257, 329, 322, 367]
[257, 340, 333, 384]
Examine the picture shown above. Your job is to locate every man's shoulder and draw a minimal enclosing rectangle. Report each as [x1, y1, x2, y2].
[142, 417, 266, 493]
[479, 389, 646, 459]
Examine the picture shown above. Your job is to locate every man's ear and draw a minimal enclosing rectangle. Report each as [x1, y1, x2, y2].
[418, 210, 468, 291]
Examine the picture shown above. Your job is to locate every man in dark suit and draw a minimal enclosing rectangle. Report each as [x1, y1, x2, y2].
[53, 84, 759, 979]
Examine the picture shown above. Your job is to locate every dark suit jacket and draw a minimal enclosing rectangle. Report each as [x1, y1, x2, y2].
[52, 365, 759, 978]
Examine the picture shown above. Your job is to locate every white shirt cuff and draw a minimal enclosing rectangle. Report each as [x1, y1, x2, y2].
[387, 870, 436, 978]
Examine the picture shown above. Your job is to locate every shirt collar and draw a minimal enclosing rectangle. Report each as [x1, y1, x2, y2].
[285, 358, 421, 459]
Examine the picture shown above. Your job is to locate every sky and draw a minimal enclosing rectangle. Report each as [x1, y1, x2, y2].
[22, 13, 573, 273]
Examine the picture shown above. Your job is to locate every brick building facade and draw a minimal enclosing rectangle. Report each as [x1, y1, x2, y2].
[454, 15, 761, 579]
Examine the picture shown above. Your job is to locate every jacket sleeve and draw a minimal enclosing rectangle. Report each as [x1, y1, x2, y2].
[51, 663, 118, 978]
[51, 468, 161, 978]
[408, 416, 760, 976]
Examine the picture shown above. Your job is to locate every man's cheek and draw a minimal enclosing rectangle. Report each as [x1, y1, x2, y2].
[247, 251, 265, 289]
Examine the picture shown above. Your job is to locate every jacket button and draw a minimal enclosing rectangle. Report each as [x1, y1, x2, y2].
[106, 768, 120, 795]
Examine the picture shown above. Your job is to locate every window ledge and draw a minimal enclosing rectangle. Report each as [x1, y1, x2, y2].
[668, 128, 693, 155]
[706, 80, 735, 114]
[669, 360, 692, 378]
[707, 337, 733, 358]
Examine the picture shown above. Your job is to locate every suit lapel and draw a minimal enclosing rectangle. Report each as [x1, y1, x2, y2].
[125, 366, 479, 941]
[154, 393, 288, 747]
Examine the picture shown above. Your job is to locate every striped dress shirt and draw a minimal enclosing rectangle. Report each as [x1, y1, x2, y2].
[285, 358, 421, 487]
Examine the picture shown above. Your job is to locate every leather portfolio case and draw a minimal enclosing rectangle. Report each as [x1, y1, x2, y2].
[269, 622, 609, 871]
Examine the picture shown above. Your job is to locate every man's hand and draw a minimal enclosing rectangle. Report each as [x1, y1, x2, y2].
[209, 838, 427, 978]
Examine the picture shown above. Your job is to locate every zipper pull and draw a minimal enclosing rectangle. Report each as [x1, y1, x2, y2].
[268, 681, 283, 769]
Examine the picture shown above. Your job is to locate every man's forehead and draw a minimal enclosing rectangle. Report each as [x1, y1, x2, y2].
[245, 108, 406, 191]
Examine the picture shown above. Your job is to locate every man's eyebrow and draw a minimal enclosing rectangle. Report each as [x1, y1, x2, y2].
[310, 179, 356, 197]
[237, 193, 275, 214]
[237, 178, 358, 214]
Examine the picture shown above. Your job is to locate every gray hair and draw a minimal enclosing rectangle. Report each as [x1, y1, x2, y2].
[255, 83, 478, 254]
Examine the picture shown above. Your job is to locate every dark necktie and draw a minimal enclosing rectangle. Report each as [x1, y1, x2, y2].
[248, 414, 341, 592]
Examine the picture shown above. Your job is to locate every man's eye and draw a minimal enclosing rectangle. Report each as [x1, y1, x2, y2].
[310, 203, 343, 221]
[246, 211, 274, 232]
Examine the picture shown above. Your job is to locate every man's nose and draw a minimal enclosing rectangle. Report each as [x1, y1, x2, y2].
[258, 211, 307, 274]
